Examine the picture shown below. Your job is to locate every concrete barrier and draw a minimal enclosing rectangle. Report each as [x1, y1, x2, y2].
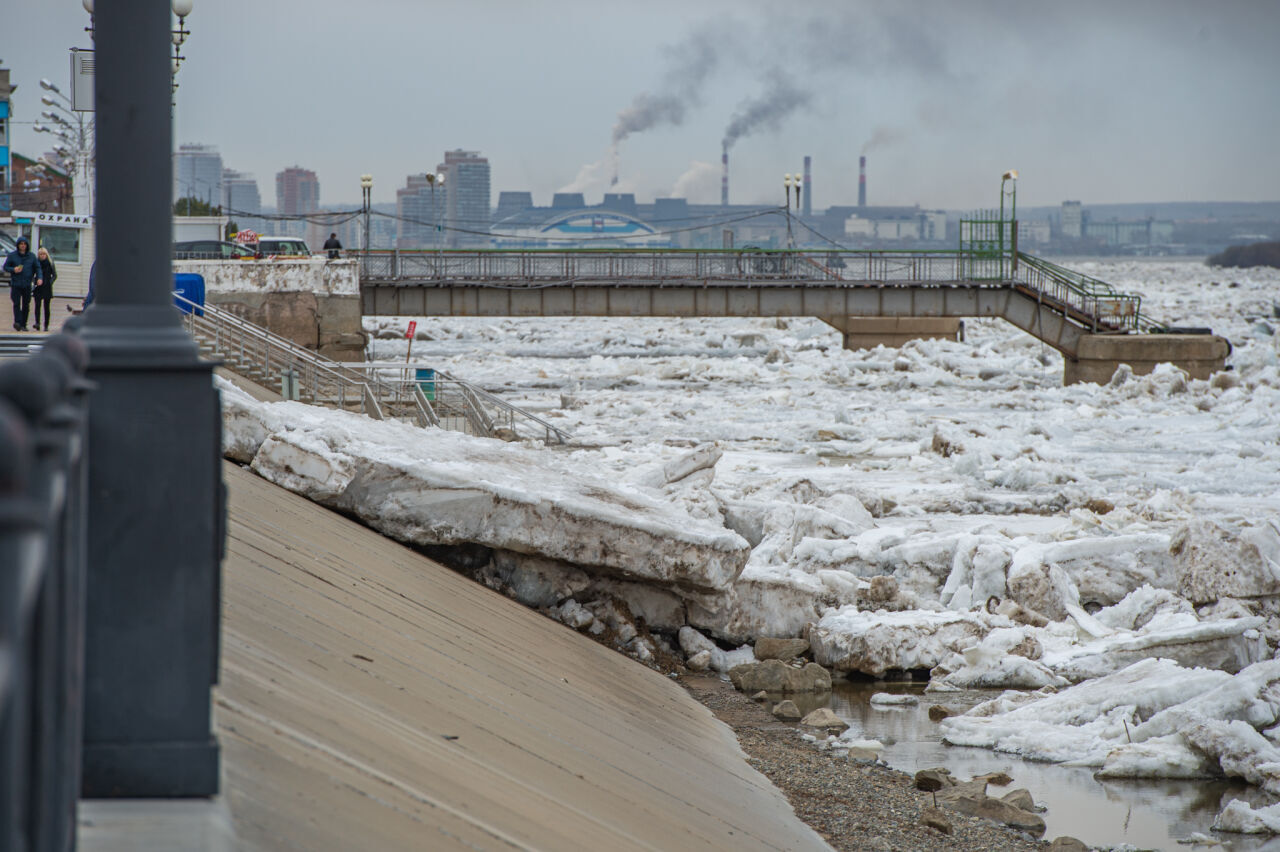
[174, 259, 367, 361]
[1063, 333, 1231, 385]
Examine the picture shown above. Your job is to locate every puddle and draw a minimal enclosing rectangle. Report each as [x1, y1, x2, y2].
[772, 681, 1280, 851]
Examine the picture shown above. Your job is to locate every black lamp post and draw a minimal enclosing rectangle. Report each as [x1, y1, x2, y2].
[77, 0, 222, 799]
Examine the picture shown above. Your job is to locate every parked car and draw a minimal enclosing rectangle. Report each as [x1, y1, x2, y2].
[253, 236, 312, 258]
[173, 240, 257, 260]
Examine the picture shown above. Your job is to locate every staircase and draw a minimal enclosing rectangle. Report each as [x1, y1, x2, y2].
[176, 295, 568, 444]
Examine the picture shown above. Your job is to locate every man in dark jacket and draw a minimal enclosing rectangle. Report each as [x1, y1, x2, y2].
[323, 233, 342, 259]
[3, 235, 43, 331]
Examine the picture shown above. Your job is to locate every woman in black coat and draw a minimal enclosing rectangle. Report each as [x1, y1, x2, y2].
[34, 247, 56, 332]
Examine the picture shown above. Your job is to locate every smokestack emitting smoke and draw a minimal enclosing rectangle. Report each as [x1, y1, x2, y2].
[803, 155, 812, 217]
[721, 148, 729, 206]
[721, 72, 811, 154]
[858, 155, 867, 207]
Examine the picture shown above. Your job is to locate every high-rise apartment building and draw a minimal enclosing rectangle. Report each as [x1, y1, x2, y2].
[1060, 200, 1083, 239]
[222, 168, 262, 228]
[275, 166, 319, 237]
[439, 149, 490, 248]
[174, 143, 223, 206]
[395, 173, 441, 249]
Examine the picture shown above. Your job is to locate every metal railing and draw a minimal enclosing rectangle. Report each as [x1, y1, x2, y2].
[0, 335, 90, 852]
[175, 295, 567, 443]
[1013, 253, 1143, 332]
[338, 363, 570, 444]
[357, 248, 1154, 333]
[359, 248, 991, 285]
[174, 293, 390, 420]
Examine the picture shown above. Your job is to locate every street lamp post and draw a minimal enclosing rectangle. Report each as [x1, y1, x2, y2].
[425, 171, 446, 267]
[783, 173, 795, 248]
[1001, 169, 1018, 273]
[36, 80, 94, 213]
[360, 173, 372, 264]
[77, 0, 222, 799]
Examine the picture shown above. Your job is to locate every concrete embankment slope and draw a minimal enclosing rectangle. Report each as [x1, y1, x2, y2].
[219, 460, 830, 851]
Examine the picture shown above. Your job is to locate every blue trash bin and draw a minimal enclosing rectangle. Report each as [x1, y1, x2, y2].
[173, 272, 205, 316]
[415, 368, 436, 401]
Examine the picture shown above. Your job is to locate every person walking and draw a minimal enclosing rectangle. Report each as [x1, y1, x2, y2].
[3, 235, 42, 332]
[323, 232, 342, 259]
[34, 246, 57, 332]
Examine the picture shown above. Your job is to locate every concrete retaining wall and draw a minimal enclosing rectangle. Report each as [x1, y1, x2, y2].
[174, 259, 366, 360]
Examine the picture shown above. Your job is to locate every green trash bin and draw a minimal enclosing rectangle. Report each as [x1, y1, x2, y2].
[415, 368, 436, 401]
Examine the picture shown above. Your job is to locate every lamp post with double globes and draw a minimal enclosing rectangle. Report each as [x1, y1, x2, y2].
[425, 171, 446, 260]
[360, 173, 373, 264]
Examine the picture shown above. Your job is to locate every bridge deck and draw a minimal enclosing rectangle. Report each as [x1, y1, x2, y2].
[358, 249, 1147, 359]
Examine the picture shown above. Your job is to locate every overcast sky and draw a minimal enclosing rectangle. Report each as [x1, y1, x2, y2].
[8, 0, 1279, 211]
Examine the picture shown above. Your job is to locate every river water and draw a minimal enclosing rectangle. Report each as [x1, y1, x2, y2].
[769, 681, 1280, 851]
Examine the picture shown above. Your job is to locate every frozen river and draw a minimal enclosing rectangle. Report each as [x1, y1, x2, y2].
[360, 258, 1280, 847]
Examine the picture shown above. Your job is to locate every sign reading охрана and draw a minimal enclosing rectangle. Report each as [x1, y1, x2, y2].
[10, 210, 94, 228]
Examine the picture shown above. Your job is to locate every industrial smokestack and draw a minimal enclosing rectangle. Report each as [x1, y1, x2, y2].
[721, 147, 729, 207]
[858, 155, 866, 208]
[803, 155, 812, 217]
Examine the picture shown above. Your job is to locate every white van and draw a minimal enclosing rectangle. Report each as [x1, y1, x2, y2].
[253, 236, 311, 258]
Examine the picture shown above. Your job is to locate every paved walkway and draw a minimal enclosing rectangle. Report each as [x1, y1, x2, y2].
[219, 461, 831, 851]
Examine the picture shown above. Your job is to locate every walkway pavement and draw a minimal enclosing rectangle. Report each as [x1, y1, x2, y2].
[217, 460, 831, 851]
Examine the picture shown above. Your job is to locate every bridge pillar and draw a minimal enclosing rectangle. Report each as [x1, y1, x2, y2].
[1063, 334, 1231, 385]
[822, 317, 965, 350]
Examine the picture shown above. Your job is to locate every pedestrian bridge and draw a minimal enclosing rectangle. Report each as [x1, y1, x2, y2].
[359, 248, 1229, 384]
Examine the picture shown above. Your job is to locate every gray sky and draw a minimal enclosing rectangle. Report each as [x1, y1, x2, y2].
[8, 0, 1279, 210]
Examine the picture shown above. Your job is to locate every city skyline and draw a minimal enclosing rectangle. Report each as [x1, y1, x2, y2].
[8, 0, 1279, 211]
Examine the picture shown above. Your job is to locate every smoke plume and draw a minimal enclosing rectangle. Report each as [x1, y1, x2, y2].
[862, 125, 907, 155]
[612, 26, 721, 147]
[670, 160, 721, 202]
[721, 71, 812, 151]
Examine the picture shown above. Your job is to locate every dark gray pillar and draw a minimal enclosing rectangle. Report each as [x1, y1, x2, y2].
[79, 0, 223, 798]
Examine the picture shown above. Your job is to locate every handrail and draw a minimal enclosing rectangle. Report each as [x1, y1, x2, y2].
[176, 294, 569, 443]
[1014, 252, 1143, 331]
[339, 363, 570, 444]
[0, 335, 91, 851]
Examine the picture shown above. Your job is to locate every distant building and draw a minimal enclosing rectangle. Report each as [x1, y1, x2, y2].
[174, 143, 223, 207]
[10, 153, 72, 213]
[491, 208, 667, 249]
[1084, 219, 1174, 246]
[494, 191, 534, 223]
[275, 166, 319, 238]
[1018, 219, 1051, 245]
[844, 209, 947, 242]
[222, 169, 262, 230]
[0, 67, 12, 213]
[1061, 200, 1083, 239]
[439, 149, 490, 248]
[395, 173, 441, 249]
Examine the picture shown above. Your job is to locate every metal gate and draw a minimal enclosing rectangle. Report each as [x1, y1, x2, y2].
[958, 211, 1013, 280]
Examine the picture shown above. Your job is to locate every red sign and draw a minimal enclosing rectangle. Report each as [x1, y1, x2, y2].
[406, 321, 418, 339]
